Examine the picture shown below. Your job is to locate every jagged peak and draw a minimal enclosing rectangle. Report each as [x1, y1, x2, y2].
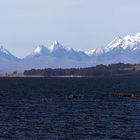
[54, 40, 60, 45]
[33, 45, 47, 54]
[94, 47, 104, 54]
[85, 49, 95, 56]
[107, 36, 123, 49]
[136, 32, 140, 37]
[107, 33, 140, 50]
[0, 45, 10, 55]
[49, 40, 64, 52]
[85, 33, 140, 56]
[67, 47, 75, 51]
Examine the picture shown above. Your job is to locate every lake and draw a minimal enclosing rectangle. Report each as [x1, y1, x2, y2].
[0, 77, 140, 140]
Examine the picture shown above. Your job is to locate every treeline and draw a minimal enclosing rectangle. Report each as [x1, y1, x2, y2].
[24, 63, 140, 77]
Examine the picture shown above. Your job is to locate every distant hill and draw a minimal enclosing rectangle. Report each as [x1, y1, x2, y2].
[24, 63, 140, 77]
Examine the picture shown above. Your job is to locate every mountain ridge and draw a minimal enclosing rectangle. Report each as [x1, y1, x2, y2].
[1, 32, 140, 72]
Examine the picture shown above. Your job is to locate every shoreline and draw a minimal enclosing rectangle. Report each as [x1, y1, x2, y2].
[0, 75, 87, 78]
[0, 73, 140, 78]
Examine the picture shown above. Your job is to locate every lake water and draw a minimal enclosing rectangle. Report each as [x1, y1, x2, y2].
[0, 77, 140, 140]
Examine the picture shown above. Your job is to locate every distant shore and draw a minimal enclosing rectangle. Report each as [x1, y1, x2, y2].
[23, 63, 140, 78]
[0, 73, 84, 77]
[2, 63, 140, 78]
[0, 74, 86, 78]
[0, 74, 43, 77]
[1, 74, 140, 78]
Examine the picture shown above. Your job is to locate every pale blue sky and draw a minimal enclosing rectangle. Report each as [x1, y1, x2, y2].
[0, 0, 140, 58]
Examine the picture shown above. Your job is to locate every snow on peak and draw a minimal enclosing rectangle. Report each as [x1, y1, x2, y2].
[85, 47, 105, 56]
[107, 33, 140, 51]
[85, 33, 140, 57]
[67, 47, 75, 52]
[54, 40, 59, 45]
[85, 49, 95, 56]
[94, 48, 105, 55]
[107, 36, 123, 50]
[34, 45, 47, 54]
[49, 40, 64, 52]
[0, 45, 20, 62]
[0, 45, 10, 55]
[136, 33, 140, 38]
[27, 45, 50, 58]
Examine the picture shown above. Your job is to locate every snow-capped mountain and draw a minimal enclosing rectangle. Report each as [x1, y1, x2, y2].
[85, 48, 105, 56]
[85, 33, 140, 64]
[26, 41, 89, 61]
[86, 33, 140, 56]
[22, 41, 90, 69]
[1, 33, 140, 72]
[0, 46, 19, 61]
[0, 46, 20, 72]
[26, 45, 50, 58]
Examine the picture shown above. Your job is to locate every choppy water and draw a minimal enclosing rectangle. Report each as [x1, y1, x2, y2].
[0, 77, 140, 140]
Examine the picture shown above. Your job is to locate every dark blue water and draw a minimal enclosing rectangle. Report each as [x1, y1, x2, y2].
[0, 77, 140, 140]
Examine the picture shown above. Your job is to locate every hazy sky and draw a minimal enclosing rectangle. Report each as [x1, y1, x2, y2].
[0, 0, 140, 58]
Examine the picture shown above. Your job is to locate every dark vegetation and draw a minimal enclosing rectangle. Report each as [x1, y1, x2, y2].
[24, 63, 140, 77]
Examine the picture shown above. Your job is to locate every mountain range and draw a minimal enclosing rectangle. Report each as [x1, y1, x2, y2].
[1, 33, 140, 72]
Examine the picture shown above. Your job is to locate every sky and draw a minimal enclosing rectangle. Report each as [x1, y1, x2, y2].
[0, 0, 140, 58]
